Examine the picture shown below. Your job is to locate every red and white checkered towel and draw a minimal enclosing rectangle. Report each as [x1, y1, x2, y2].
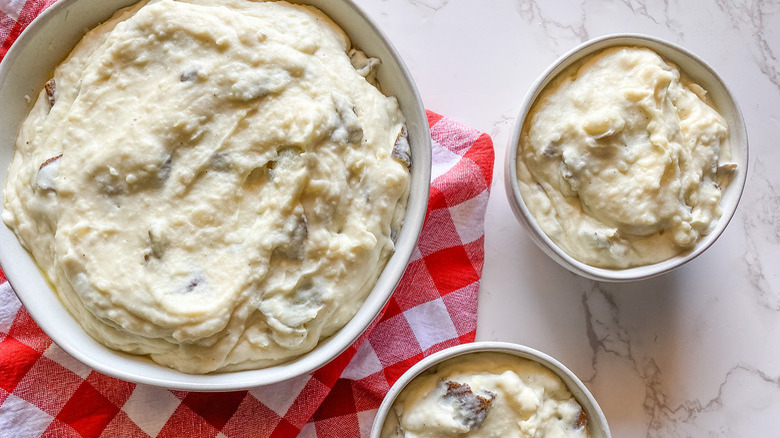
[0, 2, 494, 437]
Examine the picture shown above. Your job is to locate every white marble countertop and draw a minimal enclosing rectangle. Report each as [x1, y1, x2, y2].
[357, 1, 780, 436]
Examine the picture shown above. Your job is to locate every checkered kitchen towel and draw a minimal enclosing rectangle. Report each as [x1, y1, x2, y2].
[0, 5, 495, 433]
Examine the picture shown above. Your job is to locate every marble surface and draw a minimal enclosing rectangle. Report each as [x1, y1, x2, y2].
[356, 0, 780, 436]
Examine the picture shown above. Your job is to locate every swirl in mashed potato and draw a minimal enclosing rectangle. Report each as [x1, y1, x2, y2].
[2, 0, 410, 373]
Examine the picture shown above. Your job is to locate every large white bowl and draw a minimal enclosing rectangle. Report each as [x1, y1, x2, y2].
[505, 34, 748, 282]
[0, 0, 431, 390]
[370, 342, 611, 438]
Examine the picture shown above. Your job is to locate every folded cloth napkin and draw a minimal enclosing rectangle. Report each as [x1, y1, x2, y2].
[0, 3, 494, 437]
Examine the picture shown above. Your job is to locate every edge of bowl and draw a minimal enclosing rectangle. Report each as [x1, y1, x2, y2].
[504, 33, 749, 283]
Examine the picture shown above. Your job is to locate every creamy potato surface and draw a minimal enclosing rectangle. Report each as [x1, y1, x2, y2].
[2, 0, 410, 373]
[382, 352, 589, 438]
[517, 47, 733, 268]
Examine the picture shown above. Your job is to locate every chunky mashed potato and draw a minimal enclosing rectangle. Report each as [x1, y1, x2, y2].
[517, 47, 735, 269]
[382, 352, 590, 437]
[2, 0, 410, 373]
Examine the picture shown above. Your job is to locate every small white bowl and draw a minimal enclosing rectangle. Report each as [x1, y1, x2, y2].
[0, 0, 430, 390]
[504, 34, 748, 282]
[370, 341, 611, 438]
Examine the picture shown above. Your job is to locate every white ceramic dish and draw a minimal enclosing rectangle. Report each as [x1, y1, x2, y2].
[504, 34, 748, 282]
[370, 341, 611, 438]
[0, 0, 431, 390]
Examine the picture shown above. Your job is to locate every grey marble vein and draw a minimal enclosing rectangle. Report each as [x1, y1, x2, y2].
[514, 0, 589, 51]
[643, 364, 780, 437]
[406, 0, 450, 12]
[715, 0, 780, 92]
[583, 284, 637, 374]
[583, 281, 780, 436]
[742, 160, 780, 310]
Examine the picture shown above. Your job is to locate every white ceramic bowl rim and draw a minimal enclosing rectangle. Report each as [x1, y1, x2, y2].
[505, 33, 749, 282]
[0, 0, 431, 390]
[370, 341, 612, 438]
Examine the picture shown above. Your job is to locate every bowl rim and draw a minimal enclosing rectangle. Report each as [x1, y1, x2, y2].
[504, 33, 749, 282]
[0, 0, 431, 390]
[369, 341, 612, 438]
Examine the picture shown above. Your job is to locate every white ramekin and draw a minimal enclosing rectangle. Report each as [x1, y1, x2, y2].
[504, 34, 748, 282]
[371, 341, 611, 438]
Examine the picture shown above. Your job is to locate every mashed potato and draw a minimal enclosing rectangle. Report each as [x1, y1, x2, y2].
[382, 352, 590, 437]
[2, 0, 410, 373]
[517, 47, 735, 269]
